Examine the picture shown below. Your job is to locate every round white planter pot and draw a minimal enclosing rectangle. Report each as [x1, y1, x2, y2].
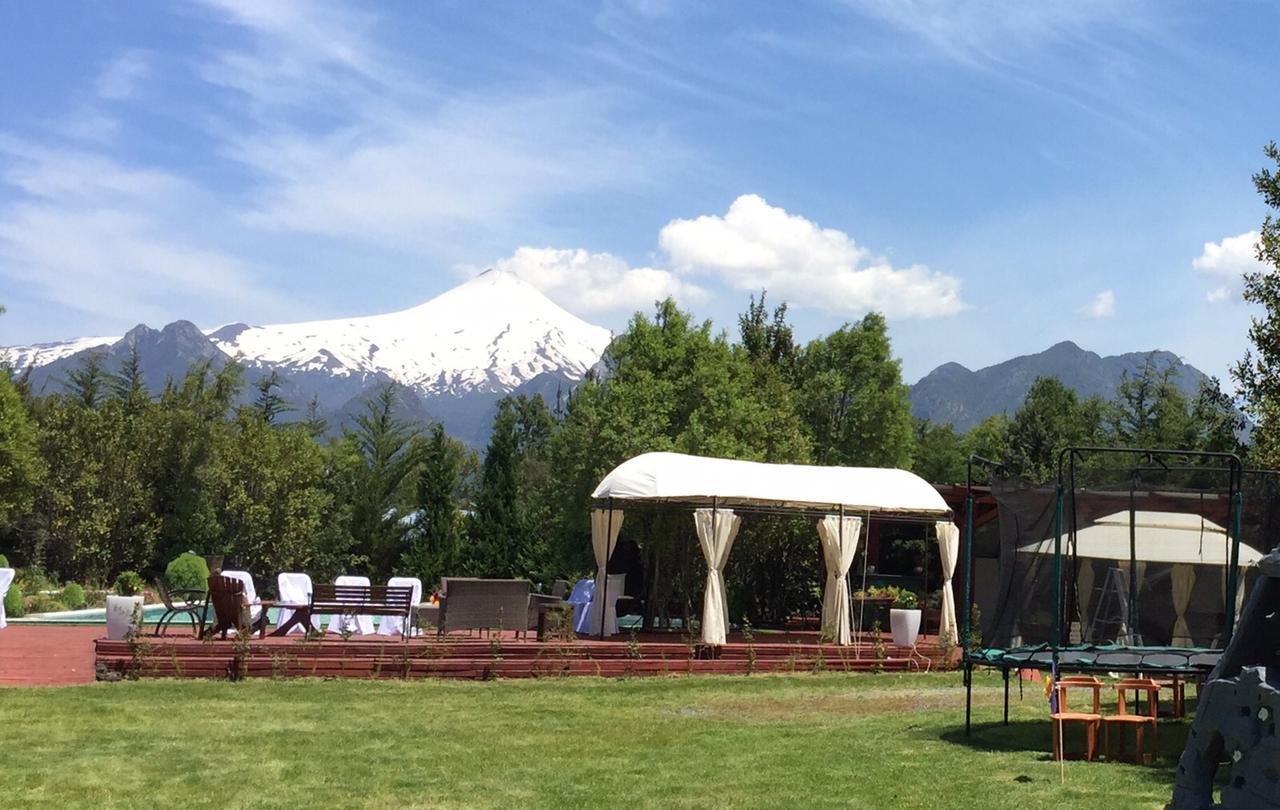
[889, 608, 921, 648]
[105, 595, 145, 640]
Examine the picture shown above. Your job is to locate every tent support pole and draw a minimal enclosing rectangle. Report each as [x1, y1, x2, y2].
[599, 499, 613, 640]
[963, 473, 976, 735]
[1225, 486, 1244, 643]
[1128, 473, 1138, 644]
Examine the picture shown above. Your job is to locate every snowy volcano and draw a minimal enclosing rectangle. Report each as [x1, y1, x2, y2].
[210, 270, 611, 396]
[2, 270, 613, 444]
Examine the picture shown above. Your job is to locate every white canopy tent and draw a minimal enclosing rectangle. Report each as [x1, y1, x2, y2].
[589, 452, 955, 645]
[1017, 510, 1263, 646]
[1016, 511, 1263, 566]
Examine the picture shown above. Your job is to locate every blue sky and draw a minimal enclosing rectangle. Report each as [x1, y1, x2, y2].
[1, 0, 1277, 384]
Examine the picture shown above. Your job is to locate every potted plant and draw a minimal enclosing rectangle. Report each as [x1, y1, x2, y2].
[106, 571, 146, 640]
[889, 589, 922, 648]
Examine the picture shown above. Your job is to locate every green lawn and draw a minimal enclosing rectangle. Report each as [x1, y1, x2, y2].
[1, 671, 1189, 809]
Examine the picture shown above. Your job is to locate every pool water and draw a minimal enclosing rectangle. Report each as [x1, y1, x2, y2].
[10, 603, 289, 626]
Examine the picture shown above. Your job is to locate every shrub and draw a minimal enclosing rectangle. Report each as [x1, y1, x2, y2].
[0, 553, 8, 567]
[892, 590, 919, 610]
[25, 593, 64, 614]
[61, 582, 86, 610]
[164, 553, 210, 593]
[113, 571, 145, 597]
[3, 583, 22, 618]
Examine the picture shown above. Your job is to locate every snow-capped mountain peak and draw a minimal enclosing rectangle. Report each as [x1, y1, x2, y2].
[211, 269, 612, 395]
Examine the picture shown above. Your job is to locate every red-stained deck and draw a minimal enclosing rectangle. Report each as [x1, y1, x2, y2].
[94, 628, 957, 682]
[1, 624, 957, 686]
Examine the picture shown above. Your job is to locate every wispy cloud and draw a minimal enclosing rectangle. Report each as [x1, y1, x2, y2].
[95, 50, 152, 101]
[0, 1, 690, 332]
[482, 247, 706, 314]
[1082, 289, 1116, 319]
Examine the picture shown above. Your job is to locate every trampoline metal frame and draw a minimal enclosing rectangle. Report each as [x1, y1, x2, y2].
[962, 446, 1245, 735]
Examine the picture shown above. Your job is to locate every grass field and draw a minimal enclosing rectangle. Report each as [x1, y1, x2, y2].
[1, 671, 1190, 809]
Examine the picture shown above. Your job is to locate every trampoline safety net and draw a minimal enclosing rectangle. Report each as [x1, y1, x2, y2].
[977, 468, 1279, 656]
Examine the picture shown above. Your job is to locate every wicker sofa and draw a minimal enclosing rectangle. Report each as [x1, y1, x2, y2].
[437, 578, 532, 637]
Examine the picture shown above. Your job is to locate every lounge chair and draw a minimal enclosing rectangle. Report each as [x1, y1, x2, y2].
[152, 576, 207, 637]
[203, 574, 270, 639]
[0, 568, 14, 630]
[377, 576, 423, 636]
[328, 575, 375, 635]
[277, 572, 322, 635]
[437, 578, 531, 637]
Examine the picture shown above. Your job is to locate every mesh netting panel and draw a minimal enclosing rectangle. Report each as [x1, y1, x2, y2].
[981, 463, 1268, 653]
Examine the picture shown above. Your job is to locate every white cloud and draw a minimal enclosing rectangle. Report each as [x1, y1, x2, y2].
[658, 194, 965, 318]
[96, 51, 151, 100]
[1083, 289, 1115, 319]
[487, 247, 705, 313]
[1194, 231, 1264, 303]
[194, 1, 680, 250]
[0, 138, 287, 324]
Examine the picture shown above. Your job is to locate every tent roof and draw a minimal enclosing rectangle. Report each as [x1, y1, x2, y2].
[591, 452, 951, 517]
[1017, 510, 1263, 566]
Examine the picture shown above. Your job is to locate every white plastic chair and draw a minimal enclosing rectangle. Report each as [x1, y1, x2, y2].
[0, 568, 15, 630]
[580, 573, 626, 636]
[220, 570, 264, 626]
[276, 572, 321, 635]
[328, 575, 375, 635]
[377, 576, 423, 637]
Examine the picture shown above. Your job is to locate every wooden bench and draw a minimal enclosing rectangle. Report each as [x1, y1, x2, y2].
[306, 584, 415, 640]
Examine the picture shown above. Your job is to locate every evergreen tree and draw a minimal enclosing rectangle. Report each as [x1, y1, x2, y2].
[1234, 141, 1280, 467]
[466, 402, 523, 578]
[402, 424, 462, 586]
[252, 371, 291, 425]
[347, 385, 419, 578]
[110, 347, 148, 414]
[66, 352, 107, 409]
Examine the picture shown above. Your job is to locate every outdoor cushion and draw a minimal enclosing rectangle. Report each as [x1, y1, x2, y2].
[0, 568, 14, 630]
[277, 572, 321, 634]
[221, 570, 264, 624]
[328, 575, 375, 635]
[377, 576, 422, 636]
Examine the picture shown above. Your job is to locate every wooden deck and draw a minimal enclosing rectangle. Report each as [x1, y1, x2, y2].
[95, 629, 958, 681]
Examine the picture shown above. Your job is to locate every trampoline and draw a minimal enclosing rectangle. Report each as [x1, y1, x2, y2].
[960, 447, 1277, 733]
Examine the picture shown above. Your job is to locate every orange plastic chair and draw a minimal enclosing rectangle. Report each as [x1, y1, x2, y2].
[1051, 675, 1103, 761]
[1104, 678, 1159, 763]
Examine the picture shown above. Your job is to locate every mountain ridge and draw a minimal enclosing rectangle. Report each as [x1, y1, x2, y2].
[908, 340, 1212, 431]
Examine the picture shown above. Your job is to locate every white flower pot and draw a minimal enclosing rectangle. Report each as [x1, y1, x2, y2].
[890, 608, 921, 648]
[106, 595, 145, 640]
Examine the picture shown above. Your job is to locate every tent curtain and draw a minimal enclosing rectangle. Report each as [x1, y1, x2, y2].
[935, 522, 960, 644]
[817, 515, 863, 645]
[694, 507, 741, 645]
[1076, 560, 1095, 643]
[591, 509, 625, 628]
[1171, 563, 1195, 646]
